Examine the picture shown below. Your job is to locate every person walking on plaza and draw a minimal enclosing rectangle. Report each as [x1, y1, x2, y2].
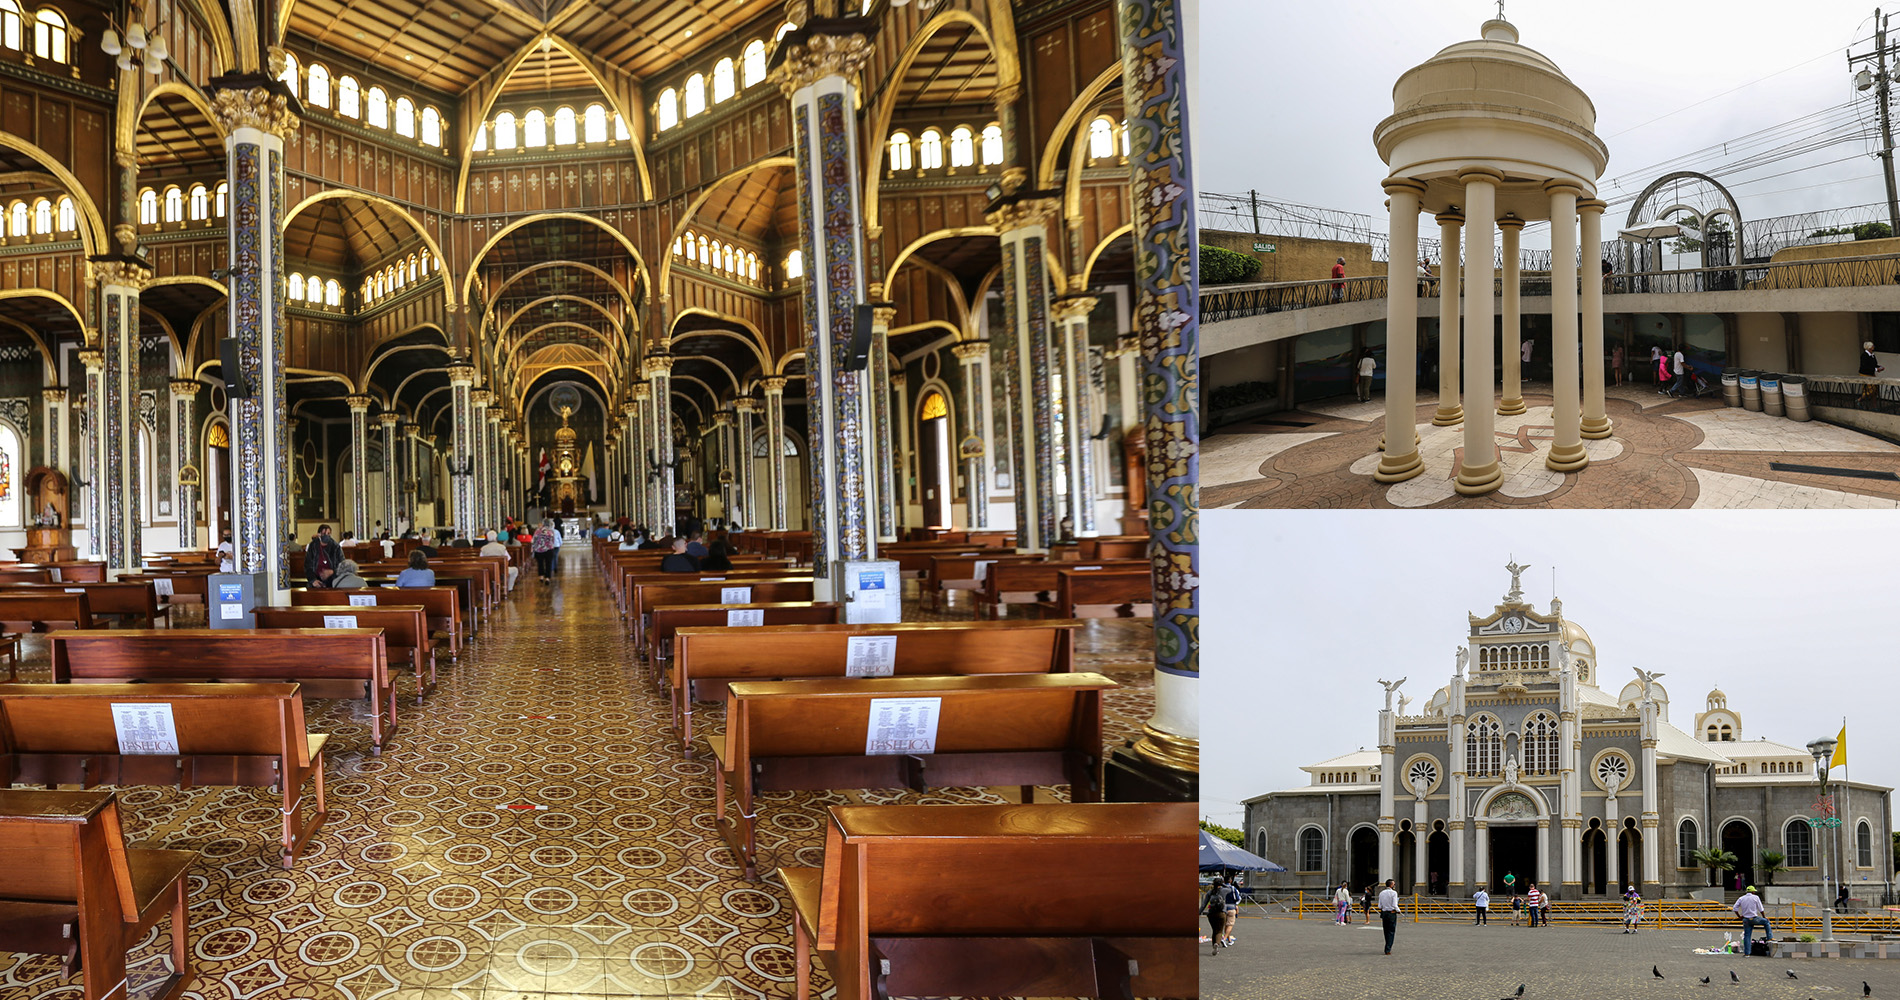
[1651, 345, 1665, 384]
[1362, 884, 1375, 923]
[1334, 881, 1353, 925]
[1673, 348, 1692, 397]
[1331, 257, 1346, 302]
[1734, 885, 1771, 956]
[1622, 885, 1643, 934]
[1356, 350, 1377, 403]
[1202, 875, 1238, 954]
[1525, 883, 1545, 927]
[531, 520, 560, 583]
[1377, 879, 1400, 954]
[1473, 887, 1490, 925]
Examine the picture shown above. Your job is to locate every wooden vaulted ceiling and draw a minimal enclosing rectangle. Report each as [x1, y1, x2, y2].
[893, 19, 996, 110]
[136, 92, 223, 169]
[550, 0, 783, 83]
[691, 164, 799, 241]
[498, 44, 597, 97]
[285, 196, 429, 270]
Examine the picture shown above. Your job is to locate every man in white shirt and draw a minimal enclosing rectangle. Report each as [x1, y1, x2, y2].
[479, 530, 517, 589]
[1673, 348, 1691, 396]
[1473, 887, 1490, 925]
[1356, 352, 1377, 403]
[1377, 878, 1400, 954]
[215, 529, 235, 573]
[1733, 885, 1771, 956]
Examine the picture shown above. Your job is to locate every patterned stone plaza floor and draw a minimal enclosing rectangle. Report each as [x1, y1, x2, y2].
[0, 554, 1157, 999]
[1203, 913, 1900, 1000]
[1205, 382, 1900, 509]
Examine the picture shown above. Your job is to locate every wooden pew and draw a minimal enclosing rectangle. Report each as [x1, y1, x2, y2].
[294, 587, 465, 659]
[14, 580, 171, 628]
[0, 590, 94, 633]
[712, 672, 1115, 877]
[121, 566, 211, 609]
[649, 601, 845, 666]
[671, 619, 1081, 752]
[51, 629, 398, 752]
[0, 682, 328, 866]
[922, 552, 1040, 610]
[976, 560, 1151, 619]
[0, 566, 54, 585]
[1078, 536, 1149, 561]
[629, 575, 815, 653]
[0, 787, 196, 1000]
[1041, 569, 1155, 619]
[781, 801, 1195, 1000]
[255, 605, 436, 697]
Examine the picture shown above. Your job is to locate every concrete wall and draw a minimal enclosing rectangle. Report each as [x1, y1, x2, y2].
[1770, 236, 1900, 263]
[1204, 340, 1278, 394]
[1204, 228, 1376, 285]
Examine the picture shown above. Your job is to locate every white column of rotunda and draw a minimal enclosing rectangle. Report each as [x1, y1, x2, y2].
[1374, 17, 1612, 495]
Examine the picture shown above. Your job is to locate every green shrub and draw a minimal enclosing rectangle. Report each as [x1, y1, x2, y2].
[1210, 380, 1276, 411]
[1201, 245, 1262, 285]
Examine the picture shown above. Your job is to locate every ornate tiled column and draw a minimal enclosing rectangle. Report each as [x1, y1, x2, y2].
[987, 195, 1060, 552]
[1110, 0, 1199, 801]
[1055, 295, 1100, 537]
[952, 341, 990, 528]
[1432, 210, 1465, 426]
[869, 305, 897, 544]
[401, 423, 420, 530]
[760, 376, 788, 531]
[891, 370, 910, 532]
[733, 397, 758, 529]
[211, 82, 298, 598]
[447, 365, 476, 538]
[621, 399, 642, 528]
[1579, 198, 1613, 440]
[642, 355, 674, 533]
[711, 409, 734, 520]
[468, 388, 491, 534]
[41, 385, 65, 472]
[93, 259, 148, 575]
[78, 349, 103, 558]
[489, 409, 505, 526]
[774, 26, 878, 594]
[171, 379, 201, 547]
[378, 412, 400, 536]
[346, 394, 372, 535]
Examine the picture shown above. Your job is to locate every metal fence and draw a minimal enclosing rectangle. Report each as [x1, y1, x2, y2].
[1802, 374, 1900, 416]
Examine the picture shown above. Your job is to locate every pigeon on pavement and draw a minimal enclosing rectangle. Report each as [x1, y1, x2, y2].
[1731, 970, 1741, 983]
[1653, 967, 1665, 980]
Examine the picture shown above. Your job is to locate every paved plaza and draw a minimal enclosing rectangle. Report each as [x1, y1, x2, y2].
[1204, 383, 1900, 508]
[1205, 913, 1900, 999]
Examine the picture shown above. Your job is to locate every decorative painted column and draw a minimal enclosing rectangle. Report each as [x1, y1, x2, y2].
[488, 409, 504, 527]
[378, 412, 400, 536]
[1579, 198, 1613, 440]
[1055, 295, 1100, 537]
[1432, 210, 1464, 426]
[467, 388, 492, 534]
[760, 376, 788, 532]
[1376, 179, 1425, 481]
[868, 305, 898, 544]
[1545, 183, 1587, 472]
[1498, 217, 1527, 416]
[711, 410, 734, 520]
[622, 400, 643, 527]
[40, 385, 65, 472]
[733, 397, 758, 529]
[171, 379, 201, 547]
[773, 26, 878, 595]
[93, 259, 148, 575]
[402, 423, 420, 530]
[643, 355, 674, 533]
[952, 341, 989, 527]
[1110, 0, 1199, 802]
[892, 371, 911, 532]
[78, 350, 103, 558]
[345, 394, 372, 535]
[447, 365, 476, 538]
[1454, 169, 1503, 496]
[987, 196, 1061, 551]
[211, 82, 298, 598]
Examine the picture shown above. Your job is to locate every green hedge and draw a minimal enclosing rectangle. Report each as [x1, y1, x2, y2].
[1201, 245, 1262, 285]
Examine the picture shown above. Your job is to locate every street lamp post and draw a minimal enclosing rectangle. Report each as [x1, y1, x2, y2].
[1807, 737, 1838, 943]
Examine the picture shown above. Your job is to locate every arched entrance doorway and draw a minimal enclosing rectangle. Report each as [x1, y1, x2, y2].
[1395, 821, 1416, 893]
[917, 389, 951, 528]
[1428, 822, 1450, 896]
[1582, 819, 1608, 895]
[205, 419, 230, 544]
[1722, 821, 1755, 891]
[1349, 827, 1379, 894]
[1616, 819, 1642, 893]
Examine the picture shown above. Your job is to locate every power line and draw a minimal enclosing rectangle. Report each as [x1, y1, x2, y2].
[1606, 47, 1842, 139]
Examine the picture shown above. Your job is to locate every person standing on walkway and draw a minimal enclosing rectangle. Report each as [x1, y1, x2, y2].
[1612, 344, 1625, 386]
[1356, 351, 1377, 403]
[1334, 882, 1353, 924]
[1734, 885, 1771, 956]
[1331, 257, 1346, 302]
[1622, 885, 1643, 934]
[532, 520, 560, 583]
[1525, 883, 1545, 927]
[1862, 341, 1884, 402]
[1651, 346, 1665, 384]
[1473, 887, 1490, 925]
[1510, 892, 1523, 925]
[1673, 348, 1692, 397]
[1377, 879, 1400, 954]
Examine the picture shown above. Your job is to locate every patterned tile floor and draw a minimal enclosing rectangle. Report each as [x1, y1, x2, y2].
[0, 555, 1157, 999]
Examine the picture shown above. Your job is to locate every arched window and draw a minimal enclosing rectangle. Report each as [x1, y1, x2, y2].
[393, 263, 405, 289]
[523, 108, 546, 147]
[742, 39, 766, 87]
[980, 123, 1003, 165]
[724, 246, 735, 272]
[1088, 116, 1115, 159]
[472, 122, 487, 152]
[1255, 830, 1268, 859]
[0, 0, 20, 50]
[407, 255, 418, 281]
[672, 236, 682, 257]
[1522, 712, 1559, 775]
[1859, 820, 1875, 868]
[614, 113, 630, 140]
[394, 96, 415, 137]
[366, 87, 388, 128]
[337, 76, 360, 117]
[1785, 820, 1813, 868]
[917, 128, 943, 169]
[361, 280, 371, 302]
[1677, 818, 1698, 869]
[775, 21, 795, 41]
[1465, 715, 1501, 777]
[887, 131, 912, 172]
[160, 190, 181, 225]
[684, 74, 706, 117]
[494, 112, 517, 150]
[747, 252, 758, 281]
[8, 201, 25, 236]
[684, 231, 697, 261]
[948, 126, 974, 168]
[288, 273, 305, 301]
[1298, 828, 1324, 871]
[697, 235, 708, 264]
[27, 197, 46, 234]
[186, 185, 206, 221]
[0, 421, 18, 526]
[307, 277, 323, 302]
[709, 240, 722, 270]
[583, 103, 607, 143]
[214, 182, 227, 218]
[55, 195, 72, 231]
[657, 89, 679, 131]
[712, 58, 735, 102]
[784, 249, 803, 278]
[33, 7, 66, 62]
[325, 279, 341, 307]
[277, 52, 298, 91]
[1120, 118, 1130, 157]
[552, 106, 576, 145]
[421, 107, 441, 147]
[306, 64, 330, 107]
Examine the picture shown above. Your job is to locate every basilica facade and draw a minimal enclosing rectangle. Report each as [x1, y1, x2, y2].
[1247, 568, 1893, 901]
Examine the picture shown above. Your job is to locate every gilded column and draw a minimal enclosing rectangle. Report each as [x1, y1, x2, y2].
[1545, 183, 1587, 472]
[622, 399, 643, 528]
[1055, 295, 1100, 537]
[773, 26, 878, 594]
[733, 397, 759, 529]
[171, 379, 201, 547]
[447, 365, 476, 537]
[345, 394, 372, 535]
[952, 341, 990, 528]
[378, 412, 401, 536]
[760, 376, 788, 531]
[1454, 169, 1503, 496]
[986, 195, 1061, 551]
[41, 385, 66, 472]
[1579, 198, 1613, 440]
[211, 82, 299, 598]
[93, 259, 148, 575]
[402, 423, 420, 530]
[78, 349, 103, 558]
[1498, 217, 1527, 416]
[869, 305, 898, 543]
[1433, 210, 1465, 426]
[1376, 179, 1426, 482]
[712, 409, 734, 521]
[643, 355, 674, 533]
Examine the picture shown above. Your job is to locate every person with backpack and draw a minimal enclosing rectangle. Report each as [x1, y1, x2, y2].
[1202, 876, 1238, 954]
[532, 520, 560, 583]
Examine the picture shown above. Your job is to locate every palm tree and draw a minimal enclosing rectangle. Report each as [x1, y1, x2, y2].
[1693, 847, 1738, 889]
[1758, 850, 1788, 887]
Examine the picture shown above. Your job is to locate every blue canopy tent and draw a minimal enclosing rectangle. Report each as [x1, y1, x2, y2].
[1199, 829, 1284, 873]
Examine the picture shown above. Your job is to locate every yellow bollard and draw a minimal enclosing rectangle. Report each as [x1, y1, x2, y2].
[1298, 890, 1303, 920]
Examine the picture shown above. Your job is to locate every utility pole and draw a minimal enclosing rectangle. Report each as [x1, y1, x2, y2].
[1249, 189, 1261, 236]
[1849, 8, 1900, 233]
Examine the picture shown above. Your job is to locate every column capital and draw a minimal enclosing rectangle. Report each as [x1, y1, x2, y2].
[891, 370, 907, 389]
[733, 396, 760, 414]
[1434, 209, 1466, 226]
[631, 383, 652, 401]
[345, 393, 374, 412]
[77, 348, 104, 371]
[1577, 198, 1609, 215]
[1497, 216, 1527, 233]
[642, 354, 675, 379]
[376, 412, 401, 428]
[403, 423, 421, 439]
[167, 378, 202, 398]
[1053, 295, 1099, 322]
[621, 401, 639, 417]
[41, 385, 67, 402]
[1542, 179, 1586, 199]
[88, 255, 152, 291]
[770, 29, 876, 97]
[712, 409, 733, 426]
[469, 388, 493, 407]
[951, 340, 989, 363]
[871, 304, 897, 328]
[759, 376, 788, 396]
[1381, 176, 1429, 197]
[985, 194, 1061, 234]
[1457, 166, 1507, 187]
[446, 365, 475, 386]
[209, 84, 301, 139]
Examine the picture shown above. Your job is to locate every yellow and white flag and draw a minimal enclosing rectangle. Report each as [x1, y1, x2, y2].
[1831, 724, 1847, 772]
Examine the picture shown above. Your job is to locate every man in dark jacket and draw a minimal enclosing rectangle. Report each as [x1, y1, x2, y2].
[658, 537, 700, 573]
[305, 525, 342, 588]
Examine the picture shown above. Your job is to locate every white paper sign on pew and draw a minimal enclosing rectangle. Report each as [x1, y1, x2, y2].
[323, 615, 358, 629]
[844, 635, 898, 678]
[865, 697, 941, 755]
[726, 608, 764, 627]
[348, 594, 378, 606]
[111, 703, 180, 755]
[720, 586, 753, 604]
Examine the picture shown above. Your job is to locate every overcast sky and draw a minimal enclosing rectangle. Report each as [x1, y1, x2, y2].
[1200, 511, 1898, 830]
[1199, 0, 1897, 250]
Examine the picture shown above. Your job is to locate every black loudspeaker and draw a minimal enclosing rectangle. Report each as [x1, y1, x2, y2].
[219, 338, 253, 398]
[845, 303, 873, 371]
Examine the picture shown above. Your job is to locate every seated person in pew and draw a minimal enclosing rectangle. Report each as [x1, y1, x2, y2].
[331, 559, 367, 589]
[660, 537, 700, 573]
[396, 550, 435, 588]
[685, 527, 710, 559]
[701, 541, 735, 572]
[479, 531, 517, 588]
